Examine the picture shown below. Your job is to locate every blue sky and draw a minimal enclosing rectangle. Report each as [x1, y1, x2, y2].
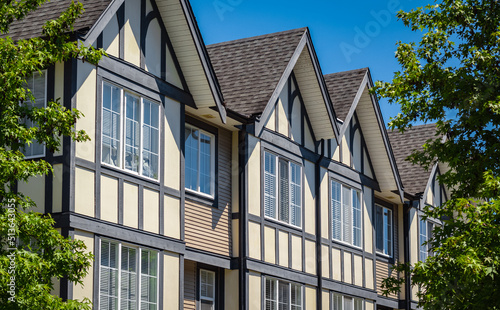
[190, 0, 430, 127]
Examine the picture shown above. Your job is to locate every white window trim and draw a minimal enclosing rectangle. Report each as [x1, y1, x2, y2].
[184, 124, 216, 197]
[263, 150, 303, 228]
[199, 269, 216, 309]
[23, 70, 48, 159]
[331, 180, 363, 249]
[98, 239, 160, 310]
[332, 293, 364, 310]
[101, 81, 161, 181]
[265, 277, 303, 310]
[375, 204, 393, 257]
[419, 217, 433, 262]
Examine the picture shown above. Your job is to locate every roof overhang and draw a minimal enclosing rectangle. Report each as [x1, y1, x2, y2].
[255, 29, 339, 141]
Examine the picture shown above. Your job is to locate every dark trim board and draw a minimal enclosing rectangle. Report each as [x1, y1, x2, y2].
[185, 247, 231, 269]
[246, 259, 318, 287]
[322, 279, 377, 300]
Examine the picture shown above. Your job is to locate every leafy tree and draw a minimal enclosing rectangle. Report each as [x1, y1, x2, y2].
[374, 0, 500, 309]
[0, 1, 103, 309]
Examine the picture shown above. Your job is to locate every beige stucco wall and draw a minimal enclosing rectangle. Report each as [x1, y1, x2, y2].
[248, 136, 261, 216]
[123, 0, 141, 66]
[305, 239, 316, 274]
[248, 271, 261, 310]
[72, 230, 94, 302]
[320, 168, 329, 239]
[225, 269, 239, 309]
[164, 98, 181, 191]
[305, 286, 316, 309]
[164, 194, 180, 239]
[100, 175, 118, 223]
[123, 182, 138, 228]
[304, 160, 315, 235]
[18, 175, 44, 213]
[163, 251, 180, 310]
[143, 188, 159, 234]
[248, 221, 261, 260]
[264, 226, 276, 264]
[291, 234, 302, 271]
[279, 231, 289, 267]
[363, 186, 373, 254]
[344, 251, 352, 284]
[332, 248, 341, 281]
[74, 167, 95, 217]
[322, 245, 329, 279]
[52, 164, 63, 213]
[75, 61, 96, 162]
[354, 254, 363, 287]
[365, 258, 374, 289]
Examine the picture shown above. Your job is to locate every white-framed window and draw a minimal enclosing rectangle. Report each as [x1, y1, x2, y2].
[331, 180, 362, 247]
[375, 205, 393, 256]
[419, 218, 434, 262]
[333, 293, 363, 310]
[264, 151, 302, 227]
[265, 277, 302, 310]
[185, 125, 215, 196]
[22, 71, 47, 158]
[200, 269, 215, 310]
[99, 239, 159, 310]
[101, 82, 160, 180]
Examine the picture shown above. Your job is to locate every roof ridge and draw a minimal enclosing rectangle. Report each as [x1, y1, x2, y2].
[206, 27, 307, 48]
[324, 67, 369, 78]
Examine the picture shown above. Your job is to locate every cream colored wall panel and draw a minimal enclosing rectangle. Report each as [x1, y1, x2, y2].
[291, 234, 302, 271]
[164, 98, 180, 190]
[365, 300, 374, 310]
[143, 188, 159, 234]
[279, 231, 289, 267]
[232, 131, 239, 213]
[75, 168, 95, 217]
[277, 97, 289, 137]
[248, 136, 261, 216]
[322, 290, 330, 310]
[75, 61, 96, 162]
[248, 222, 261, 260]
[305, 286, 316, 309]
[225, 270, 239, 309]
[18, 175, 44, 213]
[232, 219, 239, 257]
[353, 131, 362, 171]
[102, 13, 119, 57]
[53, 62, 64, 157]
[304, 160, 315, 235]
[100, 175, 118, 223]
[332, 248, 342, 281]
[163, 251, 179, 310]
[364, 186, 373, 253]
[320, 168, 329, 239]
[123, 0, 141, 66]
[409, 208, 418, 266]
[248, 271, 261, 310]
[322, 245, 330, 279]
[265, 107, 276, 131]
[123, 182, 138, 228]
[333, 144, 340, 162]
[426, 184, 434, 206]
[341, 135, 350, 167]
[291, 97, 302, 144]
[52, 164, 63, 213]
[354, 254, 363, 287]
[304, 120, 315, 151]
[145, 19, 162, 77]
[363, 150, 373, 178]
[73, 230, 93, 302]
[305, 240, 316, 274]
[264, 226, 276, 264]
[365, 258, 374, 289]
[164, 195, 180, 239]
[344, 252, 352, 284]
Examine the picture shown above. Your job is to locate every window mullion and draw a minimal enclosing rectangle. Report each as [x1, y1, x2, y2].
[139, 98, 144, 177]
[137, 248, 142, 310]
[288, 162, 292, 225]
[117, 243, 122, 310]
[197, 132, 201, 192]
[120, 89, 125, 170]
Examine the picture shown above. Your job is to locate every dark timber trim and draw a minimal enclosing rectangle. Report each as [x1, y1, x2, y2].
[83, 0, 127, 45]
[117, 3, 125, 60]
[238, 128, 248, 310]
[185, 247, 231, 269]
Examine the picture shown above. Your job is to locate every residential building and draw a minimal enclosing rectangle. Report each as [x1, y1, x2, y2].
[6, 0, 448, 309]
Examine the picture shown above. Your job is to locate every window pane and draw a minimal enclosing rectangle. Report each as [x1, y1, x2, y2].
[375, 205, 383, 253]
[141, 250, 158, 310]
[352, 190, 362, 247]
[102, 83, 121, 167]
[333, 293, 342, 310]
[142, 101, 159, 179]
[200, 269, 215, 303]
[385, 208, 393, 256]
[278, 281, 289, 310]
[343, 186, 352, 244]
[265, 278, 277, 310]
[344, 297, 353, 310]
[354, 298, 363, 310]
[290, 163, 301, 227]
[201, 300, 214, 310]
[291, 283, 302, 310]
[100, 241, 118, 310]
[199, 133, 212, 195]
[279, 159, 289, 223]
[23, 71, 46, 157]
[420, 219, 428, 261]
[331, 181, 342, 241]
[264, 152, 277, 218]
[125, 94, 140, 172]
[121, 247, 137, 310]
[185, 127, 199, 191]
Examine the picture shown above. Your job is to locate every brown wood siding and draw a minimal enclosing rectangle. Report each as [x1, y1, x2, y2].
[184, 260, 197, 310]
[184, 128, 232, 256]
[376, 260, 398, 299]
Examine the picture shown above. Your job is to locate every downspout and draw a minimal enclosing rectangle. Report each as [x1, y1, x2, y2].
[403, 200, 411, 310]
[316, 139, 325, 309]
[238, 126, 248, 310]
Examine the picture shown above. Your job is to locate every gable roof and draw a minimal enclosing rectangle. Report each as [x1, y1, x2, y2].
[324, 68, 368, 122]
[2, 0, 111, 41]
[387, 123, 438, 196]
[207, 28, 307, 118]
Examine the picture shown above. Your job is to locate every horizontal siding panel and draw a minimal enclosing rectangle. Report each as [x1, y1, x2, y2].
[184, 260, 196, 310]
[376, 260, 398, 299]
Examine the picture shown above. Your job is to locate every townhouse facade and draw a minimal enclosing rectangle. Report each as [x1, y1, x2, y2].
[8, 0, 448, 309]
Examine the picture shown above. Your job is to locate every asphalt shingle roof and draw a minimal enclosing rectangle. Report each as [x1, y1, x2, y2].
[206, 28, 307, 118]
[387, 124, 438, 196]
[324, 68, 368, 122]
[2, 0, 111, 41]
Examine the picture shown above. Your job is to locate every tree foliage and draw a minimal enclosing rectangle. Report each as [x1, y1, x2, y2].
[0, 1, 103, 309]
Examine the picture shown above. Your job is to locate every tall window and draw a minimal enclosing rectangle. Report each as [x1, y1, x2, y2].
[200, 269, 215, 310]
[331, 180, 362, 247]
[99, 240, 158, 310]
[333, 294, 363, 310]
[185, 125, 215, 196]
[23, 71, 47, 158]
[419, 218, 434, 261]
[265, 277, 302, 310]
[101, 82, 160, 179]
[375, 205, 393, 256]
[264, 151, 302, 227]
